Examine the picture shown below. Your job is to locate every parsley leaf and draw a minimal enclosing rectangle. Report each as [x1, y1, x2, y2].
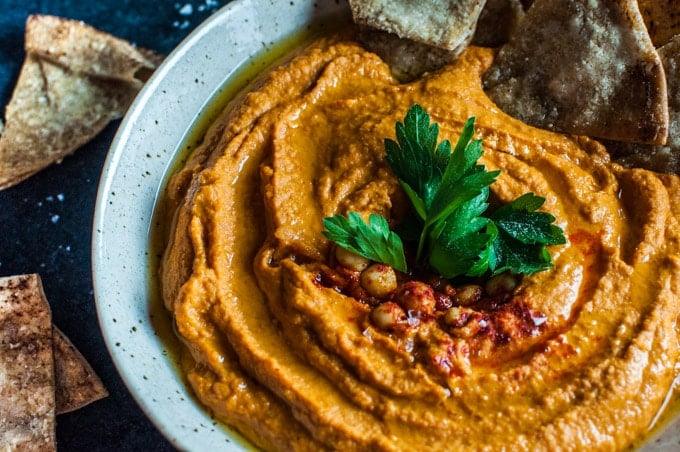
[429, 190, 495, 278]
[385, 104, 452, 217]
[323, 212, 408, 273]
[490, 193, 566, 246]
[490, 229, 555, 275]
[488, 193, 567, 275]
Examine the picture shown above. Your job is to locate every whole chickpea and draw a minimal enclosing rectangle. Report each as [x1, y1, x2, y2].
[360, 263, 398, 298]
[485, 272, 518, 296]
[394, 281, 436, 316]
[370, 302, 406, 330]
[335, 246, 370, 272]
[455, 284, 483, 306]
[443, 306, 473, 327]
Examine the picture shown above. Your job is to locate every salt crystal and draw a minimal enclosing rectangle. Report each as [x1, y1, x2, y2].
[179, 3, 193, 15]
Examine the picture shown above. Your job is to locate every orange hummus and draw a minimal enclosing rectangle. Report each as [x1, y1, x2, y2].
[161, 36, 680, 450]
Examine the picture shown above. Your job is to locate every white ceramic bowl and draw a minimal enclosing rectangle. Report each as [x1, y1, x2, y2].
[92, 0, 680, 449]
[92, 0, 348, 449]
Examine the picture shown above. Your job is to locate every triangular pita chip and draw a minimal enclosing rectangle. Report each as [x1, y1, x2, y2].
[0, 274, 56, 452]
[638, 0, 680, 48]
[0, 55, 138, 189]
[0, 15, 163, 190]
[348, 0, 486, 51]
[25, 15, 163, 87]
[53, 327, 109, 414]
[483, 0, 669, 145]
[608, 35, 680, 174]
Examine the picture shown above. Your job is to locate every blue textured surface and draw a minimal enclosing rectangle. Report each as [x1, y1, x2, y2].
[0, 1, 228, 450]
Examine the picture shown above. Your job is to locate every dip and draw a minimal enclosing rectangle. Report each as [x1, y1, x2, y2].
[161, 35, 680, 450]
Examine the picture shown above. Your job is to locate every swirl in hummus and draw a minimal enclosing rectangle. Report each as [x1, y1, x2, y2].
[160, 36, 680, 450]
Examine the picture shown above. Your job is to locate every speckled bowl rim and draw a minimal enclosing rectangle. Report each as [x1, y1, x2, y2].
[92, 0, 348, 449]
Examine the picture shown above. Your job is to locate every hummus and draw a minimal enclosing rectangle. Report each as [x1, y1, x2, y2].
[161, 36, 680, 450]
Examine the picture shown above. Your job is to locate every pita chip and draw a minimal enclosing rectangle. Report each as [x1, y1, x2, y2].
[0, 274, 55, 452]
[608, 35, 680, 174]
[358, 27, 459, 82]
[53, 327, 109, 414]
[348, 0, 486, 51]
[638, 0, 680, 48]
[0, 55, 139, 189]
[25, 15, 163, 87]
[0, 15, 163, 190]
[471, 0, 525, 47]
[483, 0, 669, 145]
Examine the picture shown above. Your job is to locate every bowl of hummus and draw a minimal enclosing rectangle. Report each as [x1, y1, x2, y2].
[94, 0, 680, 450]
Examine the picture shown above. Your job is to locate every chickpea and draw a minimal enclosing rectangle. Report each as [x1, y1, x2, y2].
[394, 281, 436, 315]
[443, 307, 483, 337]
[444, 306, 462, 326]
[335, 246, 370, 272]
[455, 284, 482, 306]
[443, 306, 473, 327]
[370, 302, 406, 330]
[360, 263, 398, 298]
[485, 272, 518, 296]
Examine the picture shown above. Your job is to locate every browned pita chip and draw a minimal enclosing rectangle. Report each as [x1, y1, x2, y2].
[638, 0, 680, 48]
[472, 0, 525, 47]
[53, 327, 108, 414]
[358, 27, 459, 82]
[0, 274, 56, 451]
[0, 15, 163, 190]
[0, 55, 139, 189]
[608, 35, 680, 174]
[483, 0, 669, 145]
[25, 15, 163, 87]
[348, 0, 486, 51]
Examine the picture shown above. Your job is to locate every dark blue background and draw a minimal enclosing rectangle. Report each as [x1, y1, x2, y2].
[0, 1, 228, 450]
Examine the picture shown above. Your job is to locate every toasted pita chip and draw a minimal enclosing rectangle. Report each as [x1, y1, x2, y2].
[348, 0, 486, 51]
[483, 0, 669, 145]
[608, 35, 680, 174]
[358, 27, 459, 81]
[53, 327, 108, 414]
[0, 55, 138, 189]
[0, 15, 162, 190]
[472, 0, 525, 47]
[638, 0, 680, 48]
[25, 15, 163, 87]
[0, 274, 55, 452]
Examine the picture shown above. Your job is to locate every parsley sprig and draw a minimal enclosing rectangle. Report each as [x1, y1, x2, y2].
[323, 104, 566, 279]
[323, 212, 408, 273]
